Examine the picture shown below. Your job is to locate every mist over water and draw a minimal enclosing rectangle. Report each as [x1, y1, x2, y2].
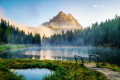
[0, 46, 120, 65]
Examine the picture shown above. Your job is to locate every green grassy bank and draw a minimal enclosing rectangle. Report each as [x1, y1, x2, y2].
[99, 62, 120, 71]
[0, 59, 108, 80]
[0, 45, 29, 52]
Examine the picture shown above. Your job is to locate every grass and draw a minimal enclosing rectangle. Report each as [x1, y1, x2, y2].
[0, 59, 108, 80]
[0, 45, 29, 52]
[99, 62, 120, 71]
[0, 61, 23, 80]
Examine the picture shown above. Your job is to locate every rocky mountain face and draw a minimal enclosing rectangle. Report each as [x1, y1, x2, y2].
[42, 11, 83, 30]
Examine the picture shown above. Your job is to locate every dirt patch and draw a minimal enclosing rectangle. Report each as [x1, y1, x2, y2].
[85, 63, 120, 80]
[84, 63, 97, 68]
[90, 68, 120, 80]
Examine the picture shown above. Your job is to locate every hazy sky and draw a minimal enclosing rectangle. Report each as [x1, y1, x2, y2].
[0, 0, 120, 27]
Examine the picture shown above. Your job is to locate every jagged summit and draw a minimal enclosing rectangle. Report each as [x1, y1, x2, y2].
[58, 11, 65, 15]
[42, 11, 82, 29]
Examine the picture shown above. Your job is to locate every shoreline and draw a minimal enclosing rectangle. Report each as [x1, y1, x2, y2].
[0, 44, 40, 52]
[0, 59, 120, 80]
[0, 45, 29, 52]
[0, 59, 108, 80]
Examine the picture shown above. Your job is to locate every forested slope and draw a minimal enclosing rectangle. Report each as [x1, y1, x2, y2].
[0, 19, 41, 45]
[42, 15, 120, 47]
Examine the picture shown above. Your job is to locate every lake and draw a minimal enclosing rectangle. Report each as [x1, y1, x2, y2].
[0, 46, 120, 65]
[11, 68, 54, 80]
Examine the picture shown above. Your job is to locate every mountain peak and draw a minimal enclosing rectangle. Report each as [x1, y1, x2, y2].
[59, 11, 64, 14]
[57, 11, 66, 18]
[42, 11, 83, 29]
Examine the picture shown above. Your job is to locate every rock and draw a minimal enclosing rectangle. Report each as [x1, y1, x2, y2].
[42, 11, 83, 29]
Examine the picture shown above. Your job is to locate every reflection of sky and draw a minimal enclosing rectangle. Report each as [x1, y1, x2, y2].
[1, 47, 120, 65]
[23, 47, 90, 60]
[0, 47, 91, 60]
[11, 68, 53, 80]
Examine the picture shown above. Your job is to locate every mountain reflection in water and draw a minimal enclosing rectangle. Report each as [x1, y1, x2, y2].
[0, 46, 120, 65]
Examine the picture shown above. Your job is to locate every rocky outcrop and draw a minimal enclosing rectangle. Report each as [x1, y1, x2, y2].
[42, 11, 83, 29]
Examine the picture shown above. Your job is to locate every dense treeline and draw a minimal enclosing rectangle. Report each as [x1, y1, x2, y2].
[0, 19, 41, 45]
[42, 15, 120, 47]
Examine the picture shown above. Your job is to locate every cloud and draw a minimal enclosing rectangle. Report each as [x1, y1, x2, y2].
[0, 7, 55, 38]
[0, 7, 5, 18]
[93, 4, 104, 8]
[0, 7, 25, 26]
[119, 11, 120, 13]
[116, 11, 120, 16]
[93, 4, 98, 8]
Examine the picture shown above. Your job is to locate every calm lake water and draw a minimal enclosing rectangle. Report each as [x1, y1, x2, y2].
[0, 46, 120, 65]
[11, 68, 53, 80]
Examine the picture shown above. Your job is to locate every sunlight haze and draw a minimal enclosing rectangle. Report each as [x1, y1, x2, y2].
[0, 0, 120, 27]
